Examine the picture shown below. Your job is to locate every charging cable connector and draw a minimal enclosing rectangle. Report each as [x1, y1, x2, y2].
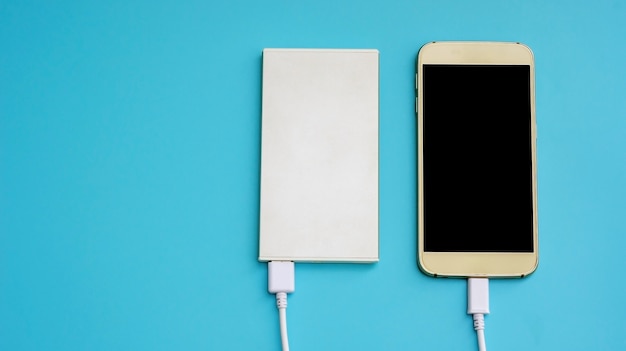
[467, 277, 490, 351]
[268, 261, 295, 351]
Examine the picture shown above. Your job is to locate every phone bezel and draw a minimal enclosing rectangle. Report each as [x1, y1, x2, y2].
[416, 41, 538, 278]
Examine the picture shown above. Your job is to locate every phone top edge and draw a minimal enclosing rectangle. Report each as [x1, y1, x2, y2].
[419, 41, 531, 48]
[418, 41, 534, 65]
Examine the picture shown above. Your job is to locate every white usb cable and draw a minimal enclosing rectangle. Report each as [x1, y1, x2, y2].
[467, 278, 490, 351]
[267, 263, 489, 351]
[268, 261, 295, 351]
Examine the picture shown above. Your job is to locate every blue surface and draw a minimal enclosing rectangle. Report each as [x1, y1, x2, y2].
[1, 0, 625, 350]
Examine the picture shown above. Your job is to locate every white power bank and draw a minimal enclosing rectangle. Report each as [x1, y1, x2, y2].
[259, 49, 379, 262]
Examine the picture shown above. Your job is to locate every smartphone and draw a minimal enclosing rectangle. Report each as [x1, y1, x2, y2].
[416, 42, 538, 277]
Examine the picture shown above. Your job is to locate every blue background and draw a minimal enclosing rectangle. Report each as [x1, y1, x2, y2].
[1, 0, 625, 350]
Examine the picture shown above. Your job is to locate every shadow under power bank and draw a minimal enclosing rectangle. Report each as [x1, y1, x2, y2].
[259, 49, 379, 262]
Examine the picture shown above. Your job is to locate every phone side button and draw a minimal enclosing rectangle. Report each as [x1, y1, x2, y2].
[415, 97, 418, 114]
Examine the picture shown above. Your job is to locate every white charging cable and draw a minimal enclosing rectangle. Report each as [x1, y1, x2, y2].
[268, 261, 295, 351]
[467, 278, 490, 351]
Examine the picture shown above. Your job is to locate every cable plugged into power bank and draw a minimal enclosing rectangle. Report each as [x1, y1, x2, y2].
[268, 261, 295, 351]
[260, 49, 379, 350]
[467, 278, 490, 351]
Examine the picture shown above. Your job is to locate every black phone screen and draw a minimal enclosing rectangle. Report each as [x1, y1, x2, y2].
[422, 64, 534, 252]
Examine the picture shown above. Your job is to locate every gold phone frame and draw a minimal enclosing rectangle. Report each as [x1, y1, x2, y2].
[417, 42, 538, 278]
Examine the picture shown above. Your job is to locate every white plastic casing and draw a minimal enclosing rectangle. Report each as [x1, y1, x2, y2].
[467, 278, 490, 314]
[268, 261, 295, 293]
[259, 49, 379, 263]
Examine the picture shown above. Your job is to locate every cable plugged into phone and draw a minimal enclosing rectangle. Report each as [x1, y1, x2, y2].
[268, 261, 295, 351]
[467, 278, 490, 351]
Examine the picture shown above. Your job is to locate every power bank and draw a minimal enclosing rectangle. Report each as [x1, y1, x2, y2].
[259, 49, 379, 262]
